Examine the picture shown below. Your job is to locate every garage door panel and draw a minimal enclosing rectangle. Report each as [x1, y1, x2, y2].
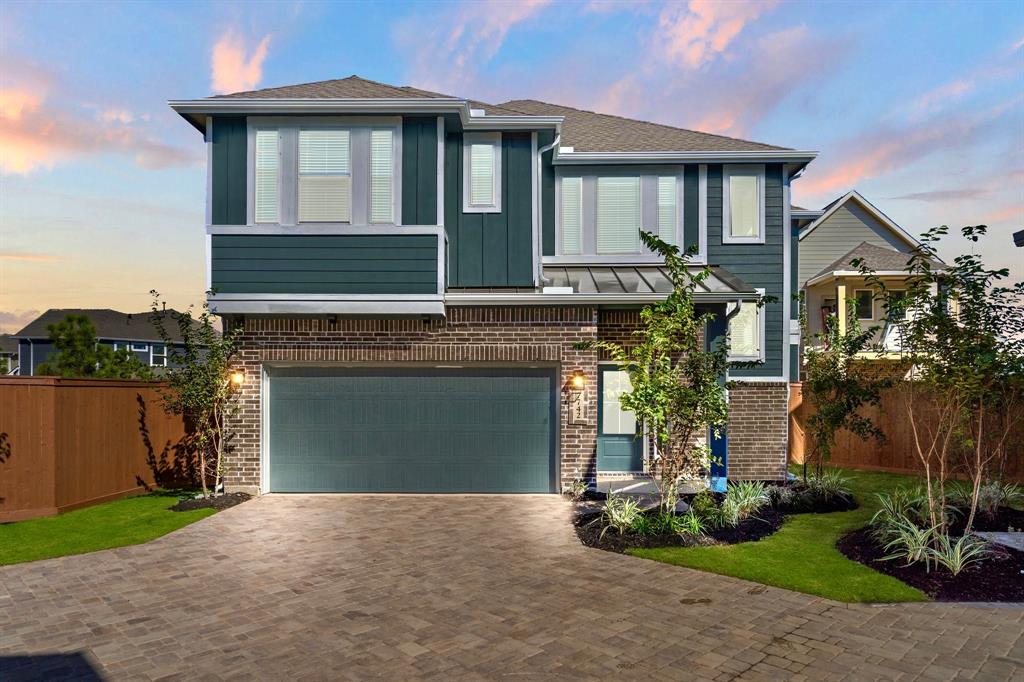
[268, 368, 555, 492]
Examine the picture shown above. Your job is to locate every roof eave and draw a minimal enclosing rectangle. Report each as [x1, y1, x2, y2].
[552, 149, 818, 165]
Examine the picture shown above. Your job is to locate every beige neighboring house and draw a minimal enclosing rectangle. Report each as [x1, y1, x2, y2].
[792, 191, 938, 362]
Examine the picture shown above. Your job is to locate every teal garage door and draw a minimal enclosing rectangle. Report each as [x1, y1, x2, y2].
[268, 367, 556, 493]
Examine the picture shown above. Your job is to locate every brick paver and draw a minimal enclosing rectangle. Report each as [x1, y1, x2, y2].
[1, 495, 1022, 680]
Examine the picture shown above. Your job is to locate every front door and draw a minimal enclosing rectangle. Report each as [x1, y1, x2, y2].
[596, 366, 642, 472]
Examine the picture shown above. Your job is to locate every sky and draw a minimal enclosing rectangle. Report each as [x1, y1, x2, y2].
[1, 0, 1022, 334]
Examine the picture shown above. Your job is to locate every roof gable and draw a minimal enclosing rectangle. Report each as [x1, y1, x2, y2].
[15, 309, 203, 343]
[799, 190, 920, 249]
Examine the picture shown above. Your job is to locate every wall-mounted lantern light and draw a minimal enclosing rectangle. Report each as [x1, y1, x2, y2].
[570, 370, 586, 390]
[229, 369, 245, 386]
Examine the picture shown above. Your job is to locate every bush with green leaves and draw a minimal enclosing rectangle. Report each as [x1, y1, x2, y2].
[676, 510, 706, 537]
[688, 488, 719, 520]
[927, 533, 992, 576]
[562, 479, 590, 502]
[765, 484, 794, 508]
[949, 481, 1022, 520]
[725, 481, 769, 521]
[879, 515, 937, 570]
[806, 469, 852, 502]
[601, 492, 642, 538]
[35, 314, 152, 379]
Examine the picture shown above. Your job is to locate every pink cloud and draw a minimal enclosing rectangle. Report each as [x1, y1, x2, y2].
[211, 29, 272, 95]
[0, 251, 65, 262]
[657, 0, 777, 69]
[982, 202, 1024, 224]
[912, 79, 974, 114]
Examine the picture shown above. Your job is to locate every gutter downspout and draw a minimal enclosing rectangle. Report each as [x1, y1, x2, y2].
[536, 133, 560, 287]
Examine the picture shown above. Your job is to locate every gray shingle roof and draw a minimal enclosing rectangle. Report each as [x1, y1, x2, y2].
[0, 334, 16, 355]
[810, 242, 943, 282]
[203, 75, 789, 153]
[15, 309, 204, 343]
[499, 99, 790, 153]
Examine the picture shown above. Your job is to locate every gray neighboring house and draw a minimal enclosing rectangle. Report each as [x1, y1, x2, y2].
[170, 74, 818, 494]
[0, 335, 17, 374]
[14, 309, 192, 376]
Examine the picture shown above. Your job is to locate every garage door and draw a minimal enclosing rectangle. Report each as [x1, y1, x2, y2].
[267, 367, 556, 493]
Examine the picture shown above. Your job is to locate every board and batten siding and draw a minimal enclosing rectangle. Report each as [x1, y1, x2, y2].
[401, 116, 438, 225]
[211, 116, 248, 226]
[707, 163, 785, 378]
[798, 202, 912, 285]
[444, 131, 534, 287]
[210, 234, 439, 295]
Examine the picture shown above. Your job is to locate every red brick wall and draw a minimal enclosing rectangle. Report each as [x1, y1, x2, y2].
[225, 307, 787, 492]
[726, 381, 789, 481]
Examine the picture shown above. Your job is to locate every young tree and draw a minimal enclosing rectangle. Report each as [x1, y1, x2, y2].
[151, 292, 243, 497]
[588, 231, 735, 511]
[798, 295, 890, 481]
[35, 314, 152, 379]
[862, 225, 1024, 534]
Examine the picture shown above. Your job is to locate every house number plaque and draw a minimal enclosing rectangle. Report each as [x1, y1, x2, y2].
[569, 390, 586, 425]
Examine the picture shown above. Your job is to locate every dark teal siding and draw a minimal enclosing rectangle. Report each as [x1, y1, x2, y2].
[211, 234, 438, 295]
[211, 116, 247, 225]
[401, 117, 438, 224]
[707, 163, 785, 377]
[444, 131, 534, 287]
[683, 165, 699, 253]
[268, 367, 556, 493]
[790, 209, 801, 381]
[539, 130, 556, 257]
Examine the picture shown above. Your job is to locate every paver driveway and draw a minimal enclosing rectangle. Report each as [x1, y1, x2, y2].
[1, 495, 1022, 681]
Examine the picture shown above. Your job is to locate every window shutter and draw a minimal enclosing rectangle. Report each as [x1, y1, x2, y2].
[596, 177, 640, 254]
[254, 130, 279, 223]
[298, 129, 351, 222]
[728, 174, 759, 237]
[370, 129, 393, 222]
[561, 177, 583, 254]
[730, 302, 759, 357]
[657, 176, 677, 245]
[469, 143, 495, 206]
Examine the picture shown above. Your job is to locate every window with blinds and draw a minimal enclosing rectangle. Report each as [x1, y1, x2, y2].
[560, 177, 583, 254]
[369, 129, 393, 223]
[729, 301, 761, 359]
[254, 130, 279, 224]
[724, 165, 763, 242]
[596, 177, 641, 254]
[298, 129, 350, 223]
[469, 143, 495, 206]
[657, 176, 677, 245]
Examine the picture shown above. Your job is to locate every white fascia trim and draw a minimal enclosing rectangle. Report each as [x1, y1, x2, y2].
[791, 210, 824, 219]
[553, 150, 818, 165]
[207, 224, 444, 235]
[797, 190, 921, 249]
[208, 298, 445, 316]
[444, 292, 760, 306]
[726, 375, 791, 383]
[169, 99, 563, 132]
[804, 269, 911, 287]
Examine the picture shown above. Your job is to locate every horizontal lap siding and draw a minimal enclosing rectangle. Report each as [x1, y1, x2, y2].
[211, 234, 438, 295]
[708, 163, 785, 378]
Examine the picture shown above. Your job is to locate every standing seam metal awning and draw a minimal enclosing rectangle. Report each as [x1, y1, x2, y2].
[542, 265, 757, 297]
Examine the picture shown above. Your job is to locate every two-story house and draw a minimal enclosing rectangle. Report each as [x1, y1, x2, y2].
[170, 76, 816, 495]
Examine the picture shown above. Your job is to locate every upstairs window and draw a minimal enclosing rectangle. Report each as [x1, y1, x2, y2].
[723, 164, 765, 244]
[728, 290, 766, 362]
[370, 129, 393, 223]
[560, 176, 583, 255]
[298, 129, 351, 223]
[463, 132, 502, 213]
[657, 176, 677, 246]
[597, 177, 641, 254]
[254, 130, 279, 224]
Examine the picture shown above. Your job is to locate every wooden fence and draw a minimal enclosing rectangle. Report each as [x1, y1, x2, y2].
[789, 382, 1024, 481]
[0, 377, 196, 522]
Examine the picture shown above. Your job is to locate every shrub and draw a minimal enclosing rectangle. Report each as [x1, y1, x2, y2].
[806, 469, 852, 501]
[928, 533, 992, 576]
[725, 481, 769, 521]
[879, 515, 937, 570]
[601, 492, 642, 538]
[766, 484, 794, 508]
[676, 510, 706, 537]
[563, 479, 590, 502]
[688, 488, 719, 521]
[872, 487, 932, 534]
[949, 481, 1023, 520]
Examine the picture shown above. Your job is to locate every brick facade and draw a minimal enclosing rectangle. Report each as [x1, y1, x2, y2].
[225, 307, 787, 493]
[725, 381, 790, 481]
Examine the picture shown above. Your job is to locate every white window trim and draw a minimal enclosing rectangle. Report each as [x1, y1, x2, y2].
[854, 288, 875, 321]
[245, 116, 402, 228]
[722, 164, 766, 244]
[462, 132, 502, 213]
[728, 288, 766, 362]
[553, 170, 685, 262]
[130, 343, 149, 353]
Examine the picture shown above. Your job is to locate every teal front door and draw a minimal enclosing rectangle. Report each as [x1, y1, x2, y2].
[268, 367, 556, 493]
[596, 366, 642, 472]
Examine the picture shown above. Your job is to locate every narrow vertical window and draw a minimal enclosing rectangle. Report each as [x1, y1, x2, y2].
[370, 129, 393, 223]
[723, 165, 764, 242]
[657, 176, 677, 246]
[298, 129, 351, 222]
[561, 177, 583, 254]
[469, 143, 495, 206]
[254, 129, 279, 223]
[596, 177, 641, 254]
[728, 301, 761, 360]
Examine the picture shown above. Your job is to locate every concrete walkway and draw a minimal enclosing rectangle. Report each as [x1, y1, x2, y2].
[1, 495, 1022, 681]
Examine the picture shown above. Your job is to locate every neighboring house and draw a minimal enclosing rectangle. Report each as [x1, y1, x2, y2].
[14, 309, 192, 376]
[170, 75, 817, 494]
[0, 335, 17, 374]
[792, 190, 939, 360]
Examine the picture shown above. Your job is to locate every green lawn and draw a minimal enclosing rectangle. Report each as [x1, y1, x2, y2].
[628, 468, 929, 603]
[0, 492, 216, 565]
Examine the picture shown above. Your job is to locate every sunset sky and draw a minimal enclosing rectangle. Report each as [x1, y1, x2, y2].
[2, 0, 1022, 333]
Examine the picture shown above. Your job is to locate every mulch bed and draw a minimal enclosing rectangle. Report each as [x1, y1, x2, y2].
[949, 506, 1024, 535]
[837, 527, 1024, 602]
[574, 508, 785, 553]
[774, 491, 858, 514]
[170, 492, 252, 512]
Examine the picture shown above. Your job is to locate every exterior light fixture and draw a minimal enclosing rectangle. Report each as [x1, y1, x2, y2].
[229, 369, 245, 386]
[570, 370, 586, 390]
